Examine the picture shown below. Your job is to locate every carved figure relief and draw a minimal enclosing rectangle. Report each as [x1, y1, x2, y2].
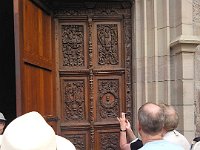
[98, 79, 119, 119]
[97, 24, 119, 65]
[62, 25, 84, 67]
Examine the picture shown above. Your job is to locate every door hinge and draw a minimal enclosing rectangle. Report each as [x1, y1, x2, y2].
[44, 115, 59, 122]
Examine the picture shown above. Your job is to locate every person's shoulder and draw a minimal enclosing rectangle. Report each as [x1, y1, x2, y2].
[139, 140, 184, 150]
[164, 130, 189, 141]
[173, 130, 186, 137]
[130, 138, 143, 149]
[164, 140, 184, 150]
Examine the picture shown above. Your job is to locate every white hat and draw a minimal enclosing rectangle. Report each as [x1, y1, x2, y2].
[0, 113, 6, 121]
[56, 135, 76, 150]
[0, 111, 76, 150]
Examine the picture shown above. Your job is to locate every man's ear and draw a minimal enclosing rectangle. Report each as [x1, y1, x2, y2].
[161, 128, 167, 136]
[136, 121, 141, 131]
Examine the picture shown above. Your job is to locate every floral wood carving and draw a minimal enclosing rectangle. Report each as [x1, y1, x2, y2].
[62, 25, 84, 67]
[95, 8, 119, 16]
[97, 24, 119, 65]
[52, 0, 133, 16]
[55, 9, 86, 16]
[64, 134, 86, 150]
[63, 80, 85, 120]
[56, 4, 133, 149]
[124, 17, 133, 124]
[100, 132, 119, 150]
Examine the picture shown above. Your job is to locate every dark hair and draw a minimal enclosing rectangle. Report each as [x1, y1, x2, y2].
[138, 102, 165, 135]
[159, 104, 179, 131]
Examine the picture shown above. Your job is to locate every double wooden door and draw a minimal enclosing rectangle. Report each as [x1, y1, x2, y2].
[14, 0, 133, 149]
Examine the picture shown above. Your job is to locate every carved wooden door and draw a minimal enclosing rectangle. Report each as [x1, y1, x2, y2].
[55, 4, 133, 150]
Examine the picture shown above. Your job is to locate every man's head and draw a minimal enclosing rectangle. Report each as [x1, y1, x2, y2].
[0, 113, 6, 135]
[159, 103, 179, 131]
[138, 102, 165, 136]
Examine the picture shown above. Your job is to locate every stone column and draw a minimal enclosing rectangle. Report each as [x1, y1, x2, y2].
[194, 45, 200, 137]
[169, 0, 200, 142]
[170, 37, 200, 142]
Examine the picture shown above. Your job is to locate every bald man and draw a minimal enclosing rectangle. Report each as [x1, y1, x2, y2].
[118, 103, 184, 150]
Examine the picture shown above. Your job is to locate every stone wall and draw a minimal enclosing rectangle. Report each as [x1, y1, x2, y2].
[194, 0, 200, 138]
[133, 0, 200, 142]
[195, 45, 200, 137]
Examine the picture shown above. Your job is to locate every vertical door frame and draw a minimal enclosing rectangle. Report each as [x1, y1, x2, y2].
[13, 0, 23, 115]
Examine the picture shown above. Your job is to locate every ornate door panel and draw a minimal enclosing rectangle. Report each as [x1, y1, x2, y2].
[55, 4, 133, 150]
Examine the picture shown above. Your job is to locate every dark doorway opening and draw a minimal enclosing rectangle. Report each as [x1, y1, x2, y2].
[0, 0, 16, 126]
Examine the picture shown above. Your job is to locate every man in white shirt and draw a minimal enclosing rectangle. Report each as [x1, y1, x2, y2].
[160, 104, 190, 150]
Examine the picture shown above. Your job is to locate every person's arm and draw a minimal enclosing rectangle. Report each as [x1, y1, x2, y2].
[126, 120, 143, 150]
[117, 112, 131, 150]
[126, 120, 137, 142]
[119, 130, 131, 150]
